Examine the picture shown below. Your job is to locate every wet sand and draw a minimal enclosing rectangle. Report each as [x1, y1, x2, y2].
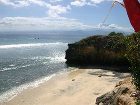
[1, 69, 129, 105]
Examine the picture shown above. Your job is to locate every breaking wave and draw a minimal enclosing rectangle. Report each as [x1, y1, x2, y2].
[0, 42, 67, 49]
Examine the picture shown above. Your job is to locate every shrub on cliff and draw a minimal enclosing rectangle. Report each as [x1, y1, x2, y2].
[108, 32, 124, 37]
[125, 32, 140, 89]
[66, 32, 129, 66]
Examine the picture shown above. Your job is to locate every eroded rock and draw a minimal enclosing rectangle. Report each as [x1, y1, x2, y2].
[96, 77, 136, 105]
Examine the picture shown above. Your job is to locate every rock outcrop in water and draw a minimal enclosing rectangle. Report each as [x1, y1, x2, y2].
[65, 32, 130, 67]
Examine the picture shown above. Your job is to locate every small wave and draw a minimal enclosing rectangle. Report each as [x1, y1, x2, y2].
[9, 64, 15, 67]
[0, 67, 76, 103]
[28, 56, 66, 63]
[0, 67, 18, 72]
[0, 42, 67, 49]
[0, 74, 56, 103]
[0, 64, 32, 72]
[0, 56, 66, 72]
[30, 56, 66, 62]
[43, 56, 66, 63]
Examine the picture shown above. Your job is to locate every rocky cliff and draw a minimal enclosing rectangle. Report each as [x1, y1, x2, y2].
[96, 77, 138, 105]
[65, 33, 130, 67]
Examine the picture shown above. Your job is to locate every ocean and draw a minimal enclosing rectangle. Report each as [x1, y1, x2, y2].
[0, 31, 92, 102]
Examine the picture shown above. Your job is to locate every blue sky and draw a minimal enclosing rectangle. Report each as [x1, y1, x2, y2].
[0, 0, 134, 32]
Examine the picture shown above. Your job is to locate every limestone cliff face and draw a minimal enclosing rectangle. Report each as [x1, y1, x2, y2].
[65, 35, 129, 66]
[96, 77, 137, 105]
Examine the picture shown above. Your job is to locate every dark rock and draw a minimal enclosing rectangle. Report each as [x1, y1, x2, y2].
[98, 74, 102, 77]
[96, 87, 129, 105]
[130, 91, 140, 98]
[115, 81, 123, 87]
[65, 34, 130, 67]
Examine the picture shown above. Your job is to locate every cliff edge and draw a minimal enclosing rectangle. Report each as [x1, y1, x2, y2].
[65, 32, 130, 67]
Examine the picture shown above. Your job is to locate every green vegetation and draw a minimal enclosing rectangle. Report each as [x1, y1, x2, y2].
[125, 32, 140, 89]
[108, 31, 124, 37]
[136, 101, 140, 105]
[124, 32, 140, 104]
[66, 32, 129, 67]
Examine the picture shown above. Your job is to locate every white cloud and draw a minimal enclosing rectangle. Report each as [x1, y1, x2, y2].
[97, 23, 133, 31]
[0, 17, 93, 31]
[0, 0, 47, 7]
[0, 0, 123, 17]
[0, 0, 131, 32]
[0, 0, 27, 7]
[90, 0, 109, 4]
[49, 0, 63, 3]
[0, 0, 71, 18]
[0, 0, 123, 8]
[0, 17, 132, 32]
[47, 4, 71, 17]
[71, 0, 122, 7]
[71, 0, 87, 7]
[0, 0, 70, 17]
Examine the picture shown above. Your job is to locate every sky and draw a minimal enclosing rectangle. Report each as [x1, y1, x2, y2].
[0, 0, 135, 32]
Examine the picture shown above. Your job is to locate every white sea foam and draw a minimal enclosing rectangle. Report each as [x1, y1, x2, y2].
[0, 67, 76, 103]
[0, 56, 66, 72]
[0, 64, 32, 72]
[0, 74, 56, 103]
[0, 67, 18, 72]
[43, 56, 66, 63]
[27, 56, 66, 63]
[0, 42, 67, 49]
[9, 64, 15, 67]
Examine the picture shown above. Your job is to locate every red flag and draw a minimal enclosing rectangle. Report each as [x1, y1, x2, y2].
[124, 0, 140, 32]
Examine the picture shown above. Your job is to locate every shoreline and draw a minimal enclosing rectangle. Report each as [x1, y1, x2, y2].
[0, 73, 56, 103]
[1, 68, 130, 105]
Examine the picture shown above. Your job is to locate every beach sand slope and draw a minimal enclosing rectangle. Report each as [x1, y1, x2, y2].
[1, 69, 129, 105]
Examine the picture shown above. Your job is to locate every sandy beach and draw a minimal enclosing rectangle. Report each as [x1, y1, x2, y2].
[1, 68, 129, 105]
